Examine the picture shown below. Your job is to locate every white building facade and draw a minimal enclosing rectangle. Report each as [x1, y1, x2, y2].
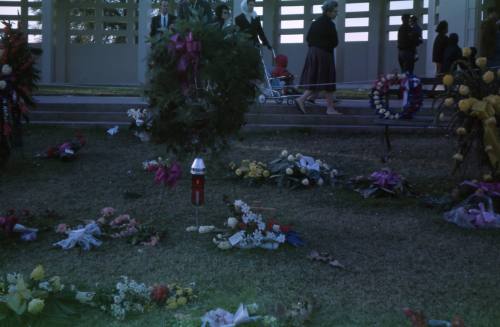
[0, 0, 495, 86]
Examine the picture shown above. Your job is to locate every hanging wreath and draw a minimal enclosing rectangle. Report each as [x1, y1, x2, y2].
[370, 73, 423, 120]
[0, 22, 39, 166]
[147, 21, 261, 156]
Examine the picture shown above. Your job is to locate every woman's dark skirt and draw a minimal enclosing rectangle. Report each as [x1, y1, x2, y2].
[299, 46, 336, 92]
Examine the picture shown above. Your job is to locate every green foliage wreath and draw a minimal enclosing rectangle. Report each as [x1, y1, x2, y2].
[147, 22, 261, 155]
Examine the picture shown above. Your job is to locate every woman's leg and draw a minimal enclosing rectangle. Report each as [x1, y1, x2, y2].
[295, 89, 313, 113]
[325, 91, 341, 115]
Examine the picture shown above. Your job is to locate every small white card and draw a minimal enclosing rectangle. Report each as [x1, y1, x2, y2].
[228, 232, 243, 246]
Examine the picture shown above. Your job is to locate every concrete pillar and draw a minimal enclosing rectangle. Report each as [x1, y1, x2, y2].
[41, 0, 54, 83]
[438, 0, 473, 48]
[54, 0, 67, 83]
[233, 0, 242, 18]
[137, 0, 152, 84]
[425, 0, 437, 76]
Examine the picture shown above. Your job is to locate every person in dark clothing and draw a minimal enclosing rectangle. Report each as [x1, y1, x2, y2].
[178, 0, 213, 24]
[442, 33, 462, 73]
[150, 0, 176, 37]
[212, 4, 231, 29]
[294, 0, 340, 115]
[432, 20, 448, 75]
[235, 0, 271, 49]
[480, 7, 498, 60]
[410, 14, 423, 63]
[397, 14, 419, 74]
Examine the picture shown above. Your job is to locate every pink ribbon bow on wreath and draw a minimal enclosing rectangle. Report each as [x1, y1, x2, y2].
[168, 32, 202, 95]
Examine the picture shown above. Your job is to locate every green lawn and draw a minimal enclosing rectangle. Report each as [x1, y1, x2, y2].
[34, 85, 370, 99]
[1, 126, 499, 326]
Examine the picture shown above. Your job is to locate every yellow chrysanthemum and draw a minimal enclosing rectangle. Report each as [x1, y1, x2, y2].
[442, 74, 454, 86]
[476, 57, 487, 69]
[458, 99, 472, 112]
[459, 85, 470, 96]
[462, 47, 472, 58]
[483, 71, 495, 84]
[456, 127, 467, 135]
[444, 98, 454, 107]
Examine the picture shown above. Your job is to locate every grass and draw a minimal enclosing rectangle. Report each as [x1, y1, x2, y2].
[1, 127, 500, 326]
[35, 85, 143, 97]
[33, 85, 370, 99]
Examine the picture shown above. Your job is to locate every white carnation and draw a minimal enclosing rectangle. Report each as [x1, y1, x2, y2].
[1, 64, 12, 75]
[227, 217, 238, 228]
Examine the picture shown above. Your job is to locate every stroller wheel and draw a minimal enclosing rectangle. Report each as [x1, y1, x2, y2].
[258, 94, 267, 104]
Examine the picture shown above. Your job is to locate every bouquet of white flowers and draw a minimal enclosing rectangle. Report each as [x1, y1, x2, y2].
[212, 199, 303, 250]
[127, 108, 153, 142]
[268, 150, 339, 189]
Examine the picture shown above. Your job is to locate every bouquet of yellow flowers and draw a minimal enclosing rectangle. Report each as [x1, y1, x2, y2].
[434, 53, 500, 180]
[229, 160, 270, 184]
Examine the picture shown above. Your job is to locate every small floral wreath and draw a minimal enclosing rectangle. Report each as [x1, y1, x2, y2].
[370, 73, 423, 119]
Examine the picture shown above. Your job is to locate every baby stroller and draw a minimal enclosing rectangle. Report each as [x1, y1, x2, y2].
[258, 49, 298, 105]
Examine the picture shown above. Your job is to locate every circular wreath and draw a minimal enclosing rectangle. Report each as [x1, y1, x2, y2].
[370, 73, 423, 120]
[0, 22, 39, 166]
[147, 22, 261, 155]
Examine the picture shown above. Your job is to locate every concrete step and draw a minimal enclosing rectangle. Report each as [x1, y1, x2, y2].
[30, 111, 130, 122]
[250, 105, 436, 116]
[242, 123, 446, 133]
[245, 113, 438, 126]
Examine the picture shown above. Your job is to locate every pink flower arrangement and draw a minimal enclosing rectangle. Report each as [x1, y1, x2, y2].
[100, 207, 115, 217]
[142, 157, 182, 188]
[55, 223, 69, 234]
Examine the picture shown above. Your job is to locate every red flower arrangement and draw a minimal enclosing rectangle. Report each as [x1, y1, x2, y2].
[40, 133, 86, 161]
[0, 21, 39, 166]
[150, 284, 169, 304]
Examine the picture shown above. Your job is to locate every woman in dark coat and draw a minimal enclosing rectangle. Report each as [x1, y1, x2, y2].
[235, 0, 271, 49]
[442, 33, 462, 73]
[432, 20, 448, 75]
[295, 0, 340, 115]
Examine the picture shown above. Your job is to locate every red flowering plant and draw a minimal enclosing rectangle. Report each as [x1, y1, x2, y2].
[0, 208, 38, 241]
[36, 133, 86, 161]
[0, 21, 40, 166]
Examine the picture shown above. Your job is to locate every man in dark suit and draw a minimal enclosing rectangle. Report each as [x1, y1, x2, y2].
[397, 14, 420, 74]
[150, 0, 176, 37]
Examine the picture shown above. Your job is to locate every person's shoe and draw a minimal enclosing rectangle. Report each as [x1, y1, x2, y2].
[295, 99, 306, 114]
[326, 108, 342, 115]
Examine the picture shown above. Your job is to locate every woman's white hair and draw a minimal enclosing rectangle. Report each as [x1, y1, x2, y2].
[322, 0, 338, 13]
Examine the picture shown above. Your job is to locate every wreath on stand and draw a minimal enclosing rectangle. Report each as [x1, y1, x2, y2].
[370, 73, 423, 120]
[0, 22, 39, 166]
[432, 53, 500, 179]
[147, 21, 261, 156]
